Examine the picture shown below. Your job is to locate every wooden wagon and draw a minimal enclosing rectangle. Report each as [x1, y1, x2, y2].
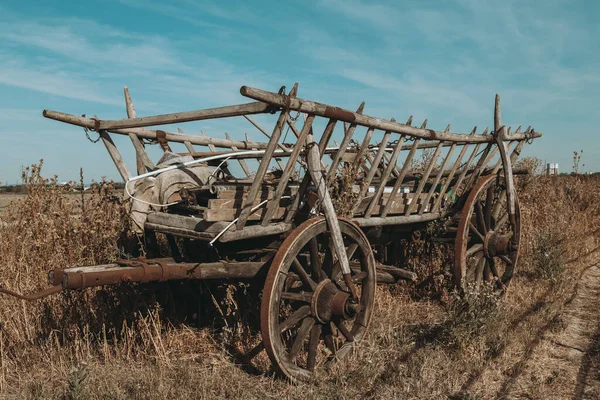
[3, 83, 541, 382]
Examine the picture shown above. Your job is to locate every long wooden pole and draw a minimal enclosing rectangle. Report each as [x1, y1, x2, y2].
[240, 86, 541, 143]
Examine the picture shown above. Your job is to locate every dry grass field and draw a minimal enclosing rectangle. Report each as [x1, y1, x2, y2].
[0, 161, 599, 399]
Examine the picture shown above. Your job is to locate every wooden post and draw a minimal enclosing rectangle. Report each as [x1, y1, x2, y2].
[243, 115, 290, 152]
[305, 133, 351, 277]
[419, 137, 456, 215]
[262, 115, 314, 226]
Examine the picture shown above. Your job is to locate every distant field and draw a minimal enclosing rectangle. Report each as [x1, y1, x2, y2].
[0, 193, 25, 216]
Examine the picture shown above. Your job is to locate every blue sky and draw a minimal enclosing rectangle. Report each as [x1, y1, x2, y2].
[0, 0, 599, 182]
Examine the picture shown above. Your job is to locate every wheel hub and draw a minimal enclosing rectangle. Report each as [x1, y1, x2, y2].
[483, 230, 512, 257]
[311, 279, 359, 323]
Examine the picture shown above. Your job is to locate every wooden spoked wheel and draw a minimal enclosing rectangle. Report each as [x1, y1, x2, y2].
[261, 217, 376, 382]
[455, 174, 521, 293]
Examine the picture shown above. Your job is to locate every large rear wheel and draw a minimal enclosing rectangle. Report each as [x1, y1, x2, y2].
[261, 217, 376, 382]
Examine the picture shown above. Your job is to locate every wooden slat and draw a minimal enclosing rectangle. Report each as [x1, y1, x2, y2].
[378, 139, 420, 218]
[404, 143, 443, 216]
[352, 129, 392, 214]
[225, 133, 252, 177]
[326, 102, 365, 184]
[209, 198, 291, 210]
[284, 118, 337, 223]
[236, 85, 295, 230]
[364, 135, 408, 218]
[262, 115, 314, 226]
[419, 130, 456, 215]
[432, 127, 476, 212]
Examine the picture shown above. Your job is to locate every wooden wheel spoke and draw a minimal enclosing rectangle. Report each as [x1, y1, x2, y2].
[306, 323, 322, 371]
[483, 258, 490, 281]
[309, 237, 324, 282]
[292, 258, 317, 291]
[488, 257, 500, 278]
[469, 222, 485, 243]
[499, 255, 513, 265]
[280, 305, 311, 333]
[289, 317, 315, 361]
[331, 243, 359, 283]
[466, 254, 482, 280]
[492, 189, 506, 222]
[484, 186, 494, 231]
[475, 200, 487, 234]
[321, 240, 335, 280]
[333, 319, 354, 342]
[351, 270, 368, 283]
[466, 243, 483, 257]
[281, 292, 313, 303]
[323, 323, 336, 355]
[475, 256, 486, 288]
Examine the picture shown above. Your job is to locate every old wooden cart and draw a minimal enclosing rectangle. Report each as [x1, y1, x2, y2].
[4, 83, 541, 382]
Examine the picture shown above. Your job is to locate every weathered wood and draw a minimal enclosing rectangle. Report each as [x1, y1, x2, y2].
[225, 132, 252, 177]
[433, 130, 475, 212]
[262, 115, 314, 226]
[128, 132, 155, 172]
[306, 132, 351, 276]
[123, 87, 146, 175]
[99, 131, 131, 181]
[240, 86, 541, 143]
[284, 119, 337, 223]
[405, 143, 443, 215]
[352, 128, 392, 214]
[376, 263, 418, 282]
[205, 206, 286, 222]
[355, 192, 434, 215]
[364, 135, 407, 218]
[220, 222, 292, 242]
[243, 115, 290, 152]
[419, 139, 456, 215]
[209, 198, 291, 210]
[94, 102, 272, 130]
[43, 110, 273, 150]
[236, 89, 294, 230]
[353, 212, 442, 227]
[378, 139, 419, 218]
[326, 102, 365, 183]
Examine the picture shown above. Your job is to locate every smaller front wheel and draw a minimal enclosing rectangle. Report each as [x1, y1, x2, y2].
[261, 217, 376, 382]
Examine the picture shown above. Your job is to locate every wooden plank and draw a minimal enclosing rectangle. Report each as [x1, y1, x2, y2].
[208, 198, 291, 210]
[100, 131, 130, 181]
[262, 115, 314, 226]
[355, 192, 435, 215]
[205, 206, 286, 222]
